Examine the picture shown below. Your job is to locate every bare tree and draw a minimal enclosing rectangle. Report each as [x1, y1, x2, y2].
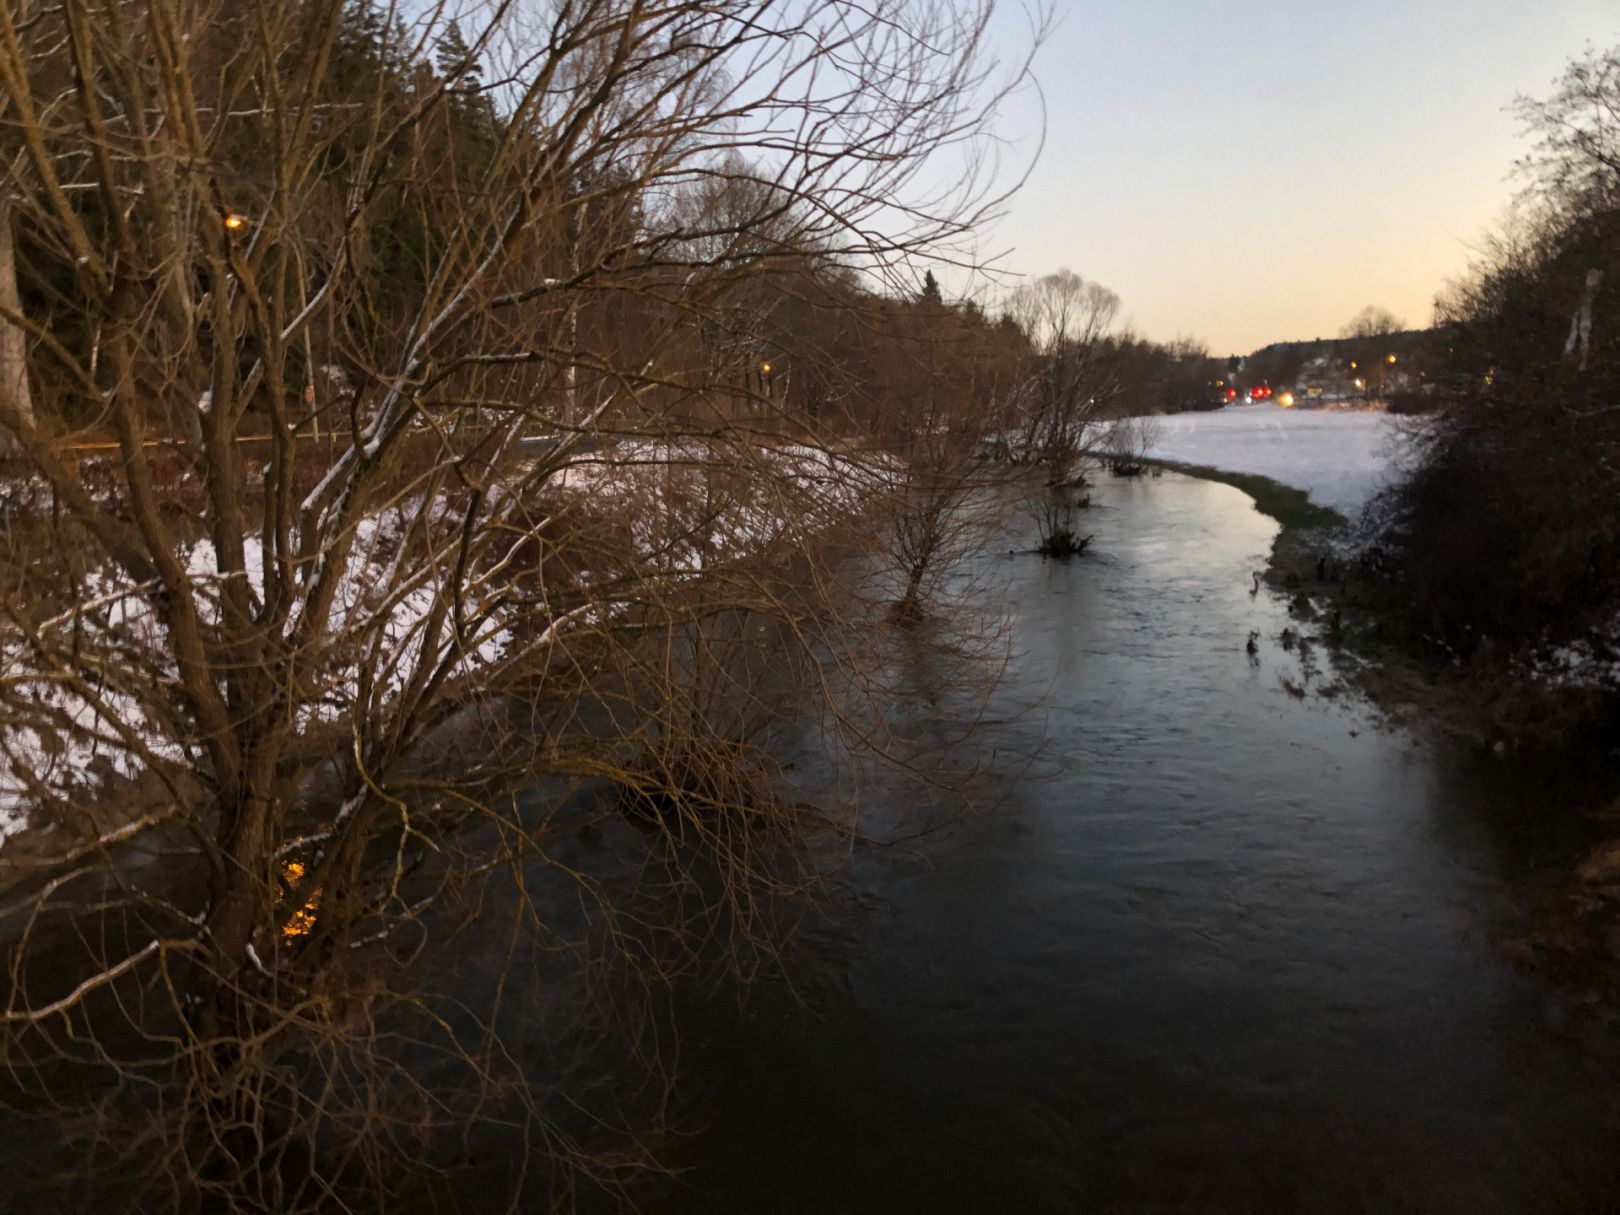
[0, 0, 1040, 1205]
[876, 295, 1015, 624]
[1006, 268, 1122, 481]
[999, 269, 1120, 556]
[1342, 305, 1407, 340]
[1101, 413, 1161, 476]
[1514, 43, 1620, 214]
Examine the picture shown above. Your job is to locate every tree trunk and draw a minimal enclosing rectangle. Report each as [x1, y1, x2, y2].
[0, 200, 37, 436]
[896, 562, 926, 622]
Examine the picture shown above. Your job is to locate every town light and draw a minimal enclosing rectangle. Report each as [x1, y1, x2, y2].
[761, 361, 772, 375]
[1387, 353, 1398, 364]
[223, 213, 247, 231]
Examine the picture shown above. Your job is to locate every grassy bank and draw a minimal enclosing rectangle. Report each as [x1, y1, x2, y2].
[1146, 459, 1346, 532]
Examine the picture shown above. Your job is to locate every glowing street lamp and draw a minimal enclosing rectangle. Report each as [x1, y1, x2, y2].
[223, 213, 248, 232]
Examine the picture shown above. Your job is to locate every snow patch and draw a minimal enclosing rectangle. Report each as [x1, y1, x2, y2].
[1528, 617, 1620, 691]
[0, 441, 878, 846]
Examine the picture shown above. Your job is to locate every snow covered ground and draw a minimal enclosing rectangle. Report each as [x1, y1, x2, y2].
[0, 441, 887, 846]
[1136, 404, 1406, 520]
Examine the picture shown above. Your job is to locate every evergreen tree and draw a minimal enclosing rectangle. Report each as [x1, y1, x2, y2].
[434, 20, 480, 94]
[433, 19, 497, 154]
[332, 0, 391, 87]
[920, 268, 943, 305]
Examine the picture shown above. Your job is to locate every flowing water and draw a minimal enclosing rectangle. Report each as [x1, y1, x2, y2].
[10, 470, 1615, 1213]
[642, 471, 1620, 1214]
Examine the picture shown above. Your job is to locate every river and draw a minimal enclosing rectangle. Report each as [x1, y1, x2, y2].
[636, 470, 1620, 1213]
[11, 466, 1609, 1212]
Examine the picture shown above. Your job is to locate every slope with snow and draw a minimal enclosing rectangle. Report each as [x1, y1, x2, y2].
[0, 441, 889, 846]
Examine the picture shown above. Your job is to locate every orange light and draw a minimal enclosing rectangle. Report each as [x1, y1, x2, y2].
[279, 859, 322, 942]
[1387, 353, 1397, 364]
[760, 361, 772, 375]
[224, 213, 247, 231]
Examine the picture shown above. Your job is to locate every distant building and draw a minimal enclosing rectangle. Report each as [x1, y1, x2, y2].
[1295, 356, 1360, 402]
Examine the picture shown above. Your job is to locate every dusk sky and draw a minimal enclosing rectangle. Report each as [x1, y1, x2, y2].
[972, 1, 1619, 355]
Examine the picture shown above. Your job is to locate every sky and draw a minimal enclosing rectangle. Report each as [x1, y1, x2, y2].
[960, 0, 1620, 355]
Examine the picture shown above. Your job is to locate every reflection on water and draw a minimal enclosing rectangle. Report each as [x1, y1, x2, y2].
[650, 472, 1620, 1214]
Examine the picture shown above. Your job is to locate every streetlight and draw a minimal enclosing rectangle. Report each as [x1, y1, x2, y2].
[223, 213, 247, 232]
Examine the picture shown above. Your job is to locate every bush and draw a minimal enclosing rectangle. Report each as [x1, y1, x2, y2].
[1384, 390, 1438, 416]
[1037, 527, 1092, 558]
[1392, 198, 1620, 645]
[1378, 45, 1620, 673]
[1028, 485, 1093, 557]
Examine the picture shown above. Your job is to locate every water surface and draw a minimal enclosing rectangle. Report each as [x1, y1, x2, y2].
[653, 472, 1620, 1214]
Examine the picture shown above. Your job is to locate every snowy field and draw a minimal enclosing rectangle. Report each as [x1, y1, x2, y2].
[1136, 404, 1406, 520]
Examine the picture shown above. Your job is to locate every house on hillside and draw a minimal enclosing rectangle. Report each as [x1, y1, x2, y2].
[1294, 356, 1361, 403]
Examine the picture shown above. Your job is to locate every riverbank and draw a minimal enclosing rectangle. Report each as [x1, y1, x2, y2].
[1265, 525, 1613, 745]
[1268, 520, 1620, 1006]
[1142, 459, 1345, 532]
[1133, 404, 1615, 747]
[1151, 448, 1620, 1009]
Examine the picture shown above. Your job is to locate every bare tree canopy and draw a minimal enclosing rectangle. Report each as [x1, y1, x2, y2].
[1341, 305, 1407, 340]
[1004, 268, 1122, 474]
[1515, 43, 1620, 213]
[0, 0, 1042, 1205]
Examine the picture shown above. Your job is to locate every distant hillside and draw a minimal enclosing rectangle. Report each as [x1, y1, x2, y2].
[1243, 329, 1434, 365]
